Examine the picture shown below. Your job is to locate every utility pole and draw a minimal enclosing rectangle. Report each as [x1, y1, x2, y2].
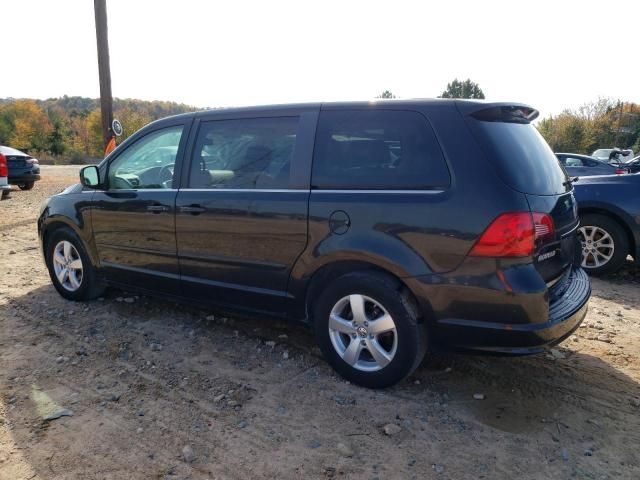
[94, 0, 113, 151]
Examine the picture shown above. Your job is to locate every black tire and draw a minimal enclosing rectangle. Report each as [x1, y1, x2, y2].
[313, 271, 427, 388]
[19, 182, 35, 191]
[579, 214, 629, 275]
[1, 189, 10, 200]
[45, 227, 105, 301]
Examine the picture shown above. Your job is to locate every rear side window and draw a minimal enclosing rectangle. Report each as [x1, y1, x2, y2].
[189, 117, 298, 189]
[563, 156, 586, 167]
[312, 110, 450, 189]
[466, 112, 569, 195]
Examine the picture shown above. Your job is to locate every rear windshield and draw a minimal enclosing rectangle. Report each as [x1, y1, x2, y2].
[592, 149, 612, 158]
[467, 119, 569, 195]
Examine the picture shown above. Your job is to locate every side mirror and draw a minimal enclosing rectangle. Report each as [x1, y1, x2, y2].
[80, 165, 101, 188]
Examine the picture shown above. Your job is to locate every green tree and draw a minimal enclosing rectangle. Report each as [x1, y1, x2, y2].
[376, 90, 396, 99]
[48, 121, 66, 155]
[439, 79, 485, 99]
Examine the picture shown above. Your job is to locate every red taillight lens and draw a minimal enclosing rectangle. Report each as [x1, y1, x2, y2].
[615, 168, 626, 174]
[0, 154, 8, 177]
[470, 212, 555, 257]
[470, 212, 535, 257]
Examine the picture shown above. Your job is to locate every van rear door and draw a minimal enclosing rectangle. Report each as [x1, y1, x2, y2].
[460, 103, 579, 283]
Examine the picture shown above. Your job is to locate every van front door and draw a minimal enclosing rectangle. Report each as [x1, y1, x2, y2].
[91, 123, 188, 294]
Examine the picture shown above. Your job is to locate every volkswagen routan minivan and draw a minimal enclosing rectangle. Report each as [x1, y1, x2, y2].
[38, 99, 591, 388]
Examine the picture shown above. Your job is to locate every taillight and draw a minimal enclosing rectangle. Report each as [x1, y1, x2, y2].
[0, 154, 7, 178]
[26, 157, 39, 165]
[615, 168, 626, 174]
[470, 212, 555, 257]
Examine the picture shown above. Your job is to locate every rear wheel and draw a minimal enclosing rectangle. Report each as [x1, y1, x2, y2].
[579, 214, 629, 275]
[313, 271, 427, 388]
[45, 228, 105, 301]
[19, 182, 35, 191]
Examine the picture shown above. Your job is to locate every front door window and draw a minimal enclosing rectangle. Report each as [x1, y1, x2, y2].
[108, 126, 184, 190]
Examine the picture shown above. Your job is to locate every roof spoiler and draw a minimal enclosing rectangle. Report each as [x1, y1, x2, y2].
[456, 101, 539, 124]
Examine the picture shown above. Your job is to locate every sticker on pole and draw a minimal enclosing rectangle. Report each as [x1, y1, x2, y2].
[112, 119, 123, 137]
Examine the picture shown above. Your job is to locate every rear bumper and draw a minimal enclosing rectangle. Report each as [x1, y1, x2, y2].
[9, 173, 41, 184]
[410, 266, 591, 355]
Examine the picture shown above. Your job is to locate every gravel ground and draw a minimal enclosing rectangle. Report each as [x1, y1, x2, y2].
[1, 167, 639, 479]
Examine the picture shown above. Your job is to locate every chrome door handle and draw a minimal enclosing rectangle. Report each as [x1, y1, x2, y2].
[179, 205, 206, 214]
[147, 205, 169, 213]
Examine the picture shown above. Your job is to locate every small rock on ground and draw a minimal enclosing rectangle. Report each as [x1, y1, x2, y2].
[383, 423, 402, 435]
[336, 442, 354, 457]
[182, 445, 196, 463]
[43, 408, 74, 421]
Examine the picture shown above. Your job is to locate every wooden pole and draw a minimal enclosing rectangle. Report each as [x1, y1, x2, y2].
[94, 0, 113, 150]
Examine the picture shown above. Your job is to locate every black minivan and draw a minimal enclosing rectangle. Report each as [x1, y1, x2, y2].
[38, 100, 590, 388]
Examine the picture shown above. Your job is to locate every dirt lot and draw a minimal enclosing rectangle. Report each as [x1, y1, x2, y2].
[1, 166, 639, 479]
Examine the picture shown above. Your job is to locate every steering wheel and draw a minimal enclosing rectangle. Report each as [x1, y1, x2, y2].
[158, 164, 174, 185]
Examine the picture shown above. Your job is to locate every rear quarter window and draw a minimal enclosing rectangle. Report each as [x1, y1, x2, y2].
[311, 110, 450, 189]
[466, 118, 569, 195]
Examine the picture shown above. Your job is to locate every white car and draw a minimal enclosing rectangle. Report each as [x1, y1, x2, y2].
[0, 152, 11, 200]
[592, 148, 635, 165]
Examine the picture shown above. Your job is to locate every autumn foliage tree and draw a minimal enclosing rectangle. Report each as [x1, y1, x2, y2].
[537, 99, 640, 155]
[0, 96, 196, 163]
[0, 100, 53, 151]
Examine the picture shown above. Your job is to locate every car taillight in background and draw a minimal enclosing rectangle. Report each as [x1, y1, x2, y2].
[469, 212, 555, 257]
[614, 168, 626, 175]
[25, 157, 39, 165]
[0, 154, 8, 177]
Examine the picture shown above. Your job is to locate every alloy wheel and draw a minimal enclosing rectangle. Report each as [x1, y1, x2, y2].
[328, 294, 398, 372]
[52, 240, 84, 292]
[579, 225, 615, 269]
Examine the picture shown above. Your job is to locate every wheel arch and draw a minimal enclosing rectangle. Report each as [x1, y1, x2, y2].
[300, 260, 424, 325]
[41, 217, 99, 267]
[579, 206, 635, 259]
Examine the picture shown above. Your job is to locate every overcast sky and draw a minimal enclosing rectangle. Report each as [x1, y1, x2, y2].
[4, 0, 638, 117]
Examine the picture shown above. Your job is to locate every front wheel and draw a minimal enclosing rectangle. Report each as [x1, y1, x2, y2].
[313, 271, 427, 388]
[45, 228, 105, 301]
[579, 214, 629, 275]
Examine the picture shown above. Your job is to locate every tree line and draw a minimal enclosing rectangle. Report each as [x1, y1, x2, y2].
[537, 99, 639, 156]
[382, 81, 639, 156]
[2, 82, 638, 164]
[0, 96, 196, 164]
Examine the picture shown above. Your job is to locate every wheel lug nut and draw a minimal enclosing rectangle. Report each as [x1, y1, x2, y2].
[360, 340, 366, 346]
[351, 333, 356, 339]
[369, 334, 374, 339]
[363, 321, 369, 327]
